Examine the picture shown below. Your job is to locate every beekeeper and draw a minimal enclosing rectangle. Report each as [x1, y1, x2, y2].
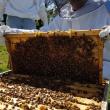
[0, 0, 48, 29]
[41, 0, 110, 79]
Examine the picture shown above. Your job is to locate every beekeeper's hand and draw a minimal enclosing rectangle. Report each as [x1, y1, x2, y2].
[0, 25, 39, 37]
[0, 25, 10, 37]
[99, 26, 110, 41]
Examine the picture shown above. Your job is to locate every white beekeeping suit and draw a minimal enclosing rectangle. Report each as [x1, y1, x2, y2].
[0, 0, 48, 24]
[41, 0, 110, 79]
[0, 0, 6, 21]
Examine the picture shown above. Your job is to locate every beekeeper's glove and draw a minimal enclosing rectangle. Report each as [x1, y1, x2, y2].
[99, 26, 110, 41]
[0, 25, 10, 37]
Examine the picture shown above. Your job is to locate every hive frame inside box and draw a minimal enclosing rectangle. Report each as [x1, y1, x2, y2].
[4, 29, 103, 84]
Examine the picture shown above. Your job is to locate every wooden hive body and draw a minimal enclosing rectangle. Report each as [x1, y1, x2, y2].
[1, 30, 108, 110]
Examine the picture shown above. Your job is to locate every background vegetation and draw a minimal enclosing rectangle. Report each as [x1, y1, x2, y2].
[0, 45, 8, 72]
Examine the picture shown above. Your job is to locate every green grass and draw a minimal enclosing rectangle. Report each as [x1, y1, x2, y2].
[0, 45, 9, 72]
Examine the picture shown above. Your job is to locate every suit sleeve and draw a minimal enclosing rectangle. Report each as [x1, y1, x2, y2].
[0, 0, 7, 21]
[105, 1, 110, 25]
[40, 15, 61, 31]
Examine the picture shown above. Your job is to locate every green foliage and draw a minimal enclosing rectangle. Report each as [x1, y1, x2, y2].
[0, 45, 9, 72]
[47, 9, 58, 23]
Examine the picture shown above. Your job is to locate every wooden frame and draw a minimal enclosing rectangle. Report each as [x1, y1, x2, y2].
[4, 29, 103, 84]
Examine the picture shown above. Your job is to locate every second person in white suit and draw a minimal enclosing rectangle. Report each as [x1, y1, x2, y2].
[0, 0, 48, 29]
[41, 0, 110, 79]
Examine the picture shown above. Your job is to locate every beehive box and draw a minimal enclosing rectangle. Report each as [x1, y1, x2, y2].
[0, 29, 108, 110]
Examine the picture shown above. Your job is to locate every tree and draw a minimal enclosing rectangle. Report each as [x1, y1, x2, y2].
[45, 0, 68, 23]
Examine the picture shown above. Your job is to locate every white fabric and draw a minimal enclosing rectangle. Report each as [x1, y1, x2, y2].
[0, 0, 5, 21]
[41, 3, 110, 79]
[42, 5, 110, 31]
[0, 0, 48, 24]
[0, 21, 4, 26]
[99, 27, 110, 66]
[99, 26, 110, 40]
[103, 61, 110, 79]
[0, 25, 10, 37]
[0, 25, 38, 46]
[60, 0, 103, 18]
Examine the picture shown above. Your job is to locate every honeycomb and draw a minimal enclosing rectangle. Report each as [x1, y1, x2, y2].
[7, 31, 103, 84]
[0, 73, 105, 110]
